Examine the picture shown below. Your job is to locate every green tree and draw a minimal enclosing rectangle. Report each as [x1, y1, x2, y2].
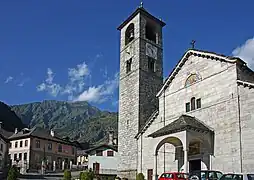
[80, 170, 95, 180]
[63, 169, 71, 180]
[7, 166, 19, 180]
[136, 173, 145, 180]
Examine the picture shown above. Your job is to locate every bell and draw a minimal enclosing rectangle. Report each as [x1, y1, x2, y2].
[130, 32, 134, 39]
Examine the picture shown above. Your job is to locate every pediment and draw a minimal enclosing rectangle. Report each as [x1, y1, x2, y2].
[157, 49, 245, 97]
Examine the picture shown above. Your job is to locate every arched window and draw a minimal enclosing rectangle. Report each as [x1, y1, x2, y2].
[185, 73, 201, 87]
[125, 23, 134, 45]
[145, 23, 156, 43]
[191, 97, 196, 110]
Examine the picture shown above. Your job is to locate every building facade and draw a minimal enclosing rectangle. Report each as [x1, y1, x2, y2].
[9, 127, 77, 173]
[87, 144, 118, 176]
[117, 4, 254, 180]
[0, 125, 12, 170]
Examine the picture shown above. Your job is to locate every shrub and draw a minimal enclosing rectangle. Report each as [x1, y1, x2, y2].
[136, 173, 145, 180]
[63, 169, 71, 180]
[7, 166, 19, 180]
[80, 170, 95, 180]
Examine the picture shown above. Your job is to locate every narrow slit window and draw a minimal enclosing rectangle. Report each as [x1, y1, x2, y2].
[196, 98, 201, 109]
[186, 102, 190, 112]
[191, 97, 196, 110]
[126, 58, 132, 73]
[148, 57, 155, 72]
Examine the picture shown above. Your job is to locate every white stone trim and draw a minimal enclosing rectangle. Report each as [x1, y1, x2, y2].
[237, 80, 254, 88]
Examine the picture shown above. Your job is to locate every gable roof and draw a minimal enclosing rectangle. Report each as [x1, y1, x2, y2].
[8, 127, 75, 146]
[117, 7, 166, 30]
[148, 114, 213, 138]
[156, 49, 245, 97]
[85, 144, 118, 154]
[0, 128, 13, 142]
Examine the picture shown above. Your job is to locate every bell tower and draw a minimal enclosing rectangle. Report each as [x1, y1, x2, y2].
[117, 4, 165, 179]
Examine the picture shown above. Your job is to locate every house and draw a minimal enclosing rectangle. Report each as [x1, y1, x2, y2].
[0, 122, 12, 170]
[8, 127, 77, 173]
[75, 141, 90, 169]
[86, 131, 118, 176]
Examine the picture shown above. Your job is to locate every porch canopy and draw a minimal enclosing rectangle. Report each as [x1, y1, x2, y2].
[148, 114, 213, 139]
[148, 114, 214, 178]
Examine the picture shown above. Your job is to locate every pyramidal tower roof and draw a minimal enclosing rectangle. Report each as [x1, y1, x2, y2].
[117, 2, 166, 30]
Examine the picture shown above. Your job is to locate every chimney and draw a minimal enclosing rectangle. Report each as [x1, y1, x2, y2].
[108, 130, 114, 145]
[15, 128, 18, 134]
[0, 122, 2, 129]
[50, 129, 55, 137]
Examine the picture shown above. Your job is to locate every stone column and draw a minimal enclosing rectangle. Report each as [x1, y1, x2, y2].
[62, 160, 65, 171]
[183, 149, 188, 173]
[154, 154, 158, 180]
[70, 161, 72, 170]
[53, 161, 56, 172]
[209, 155, 212, 170]
[41, 161, 45, 175]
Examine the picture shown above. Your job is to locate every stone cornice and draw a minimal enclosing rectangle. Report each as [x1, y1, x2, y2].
[237, 80, 254, 88]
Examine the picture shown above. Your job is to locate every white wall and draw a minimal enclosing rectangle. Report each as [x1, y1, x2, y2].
[9, 138, 31, 168]
[88, 147, 118, 175]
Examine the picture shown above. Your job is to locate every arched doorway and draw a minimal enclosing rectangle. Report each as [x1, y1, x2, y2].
[154, 136, 185, 179]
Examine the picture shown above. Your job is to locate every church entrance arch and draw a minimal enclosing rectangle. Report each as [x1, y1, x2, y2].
[154, 136, 186, 180]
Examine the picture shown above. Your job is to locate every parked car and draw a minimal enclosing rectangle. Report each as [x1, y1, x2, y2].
[219, 173, 254, 180]
[159, 172, 189, 180]
[189, 170, 223, 180]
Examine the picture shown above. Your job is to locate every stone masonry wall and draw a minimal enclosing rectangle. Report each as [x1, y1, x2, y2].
[238, 84, 254, 172]
[118, 11, 164, 180]
[137, 55, 244, 179]
[118, 13, 141, 177]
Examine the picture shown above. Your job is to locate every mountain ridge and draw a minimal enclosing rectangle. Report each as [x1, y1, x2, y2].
[10, 100, 118, 144]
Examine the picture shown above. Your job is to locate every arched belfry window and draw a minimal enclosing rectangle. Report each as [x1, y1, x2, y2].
[191, 97, 196, 110]
[185, 73, 201, 87]
[125, 23, 134, 45]
[145, 22, 156, 43]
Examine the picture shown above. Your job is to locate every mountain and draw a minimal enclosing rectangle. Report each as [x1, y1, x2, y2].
[0, 101, 26, 132]
[11, 100, 118, 144]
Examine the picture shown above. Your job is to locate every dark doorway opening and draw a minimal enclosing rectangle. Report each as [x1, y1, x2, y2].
[189, 159, 201, 172]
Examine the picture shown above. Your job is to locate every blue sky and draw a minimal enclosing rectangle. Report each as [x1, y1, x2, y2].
[0, 0, 254, 112]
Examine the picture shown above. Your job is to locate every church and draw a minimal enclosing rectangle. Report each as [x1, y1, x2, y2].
[117, 3, 254, 180]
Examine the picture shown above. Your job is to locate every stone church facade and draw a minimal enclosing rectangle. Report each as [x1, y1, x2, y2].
[117, 5, 254, 180]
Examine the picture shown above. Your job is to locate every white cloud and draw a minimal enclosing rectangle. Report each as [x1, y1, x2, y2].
[45, 68, 54, 84]
[37, 55, 119, 104]
[232, 37, 254, 70]
[5, 76, 13, 83]
[37, 68, 62, 97]
[74, 72, 119, 103]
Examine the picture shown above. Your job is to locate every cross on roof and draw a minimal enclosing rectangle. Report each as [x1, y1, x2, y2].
[190, 40, 196, 49]
[140, 1, 143, 8]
